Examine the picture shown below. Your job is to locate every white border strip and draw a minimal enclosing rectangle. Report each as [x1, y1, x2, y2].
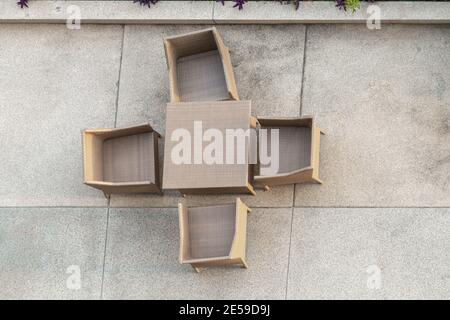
[214, 1, 450, 24]
[0, 1, 449, 24]
[0, 1, 214, 24]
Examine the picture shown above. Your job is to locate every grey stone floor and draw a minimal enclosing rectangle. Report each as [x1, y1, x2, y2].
[0, 23, 449, 300]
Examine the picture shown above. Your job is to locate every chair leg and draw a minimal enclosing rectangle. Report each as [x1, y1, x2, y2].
[312, 177, 323, 184]
[247, 184, 257, 196]
[241, 258, 248, 269]
[253, 184, 269, 192]
[320, 129, 325, 135]
[240, 201, 252, 215]
[192, 264, 205, 273]
[103, 191, 110, 199]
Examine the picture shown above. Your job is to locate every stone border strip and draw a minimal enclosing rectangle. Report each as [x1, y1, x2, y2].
[0, 1, 449, 24]
[0, 1, 214, 24]
[215, 1, 450, 24]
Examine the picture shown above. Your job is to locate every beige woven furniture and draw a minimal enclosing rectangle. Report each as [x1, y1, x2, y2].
[254, 116, 324, 188]
[163, 100, 258, 195]
[179, 198, 251, 273]
[82, 123, 162, 196]
[164, 27, 239, 103]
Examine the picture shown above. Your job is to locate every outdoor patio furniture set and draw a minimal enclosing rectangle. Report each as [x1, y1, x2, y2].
[82, 28, 324, 272]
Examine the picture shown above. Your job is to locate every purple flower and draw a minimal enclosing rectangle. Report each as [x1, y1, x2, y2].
[133, 0, 159, 8]
[335, 0, 347, 11]
[216, 0, 247, 10]
[233, 0, 247, 10]
[17, 0, 29, 8]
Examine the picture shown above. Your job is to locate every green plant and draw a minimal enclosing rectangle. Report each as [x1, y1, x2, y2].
[346, 0, 361, 12]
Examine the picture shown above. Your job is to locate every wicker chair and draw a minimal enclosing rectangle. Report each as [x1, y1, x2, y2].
[178, 198, 251, 273]
[82, 123, 162, 196]
[164, 27, 239, 103]
[254, 116, 324, 188]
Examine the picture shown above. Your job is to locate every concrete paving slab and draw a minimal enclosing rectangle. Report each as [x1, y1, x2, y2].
[0, 207, 107, 299]
[296, 24, 450, 207]
[218, 24, 305, 117]
[287, 208, 450, 300]
[0, 24, 123, 206]
[111, 24, 305, 207]
[102, 208, 292, 299]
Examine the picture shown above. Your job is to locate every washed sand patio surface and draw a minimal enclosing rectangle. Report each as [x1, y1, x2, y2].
[0, 24, 449, 299]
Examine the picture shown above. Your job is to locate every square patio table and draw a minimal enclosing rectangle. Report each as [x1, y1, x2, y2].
[163, 100, 258, 195]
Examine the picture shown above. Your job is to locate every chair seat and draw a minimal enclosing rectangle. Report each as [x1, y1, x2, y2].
[102, 132, 155, 183]
[177, 50, 229, 102]
[188, 204, 236, 259]
[260, 126, 311, 175]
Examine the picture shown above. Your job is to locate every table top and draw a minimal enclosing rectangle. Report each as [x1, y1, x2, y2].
[163, 100, 252, 191]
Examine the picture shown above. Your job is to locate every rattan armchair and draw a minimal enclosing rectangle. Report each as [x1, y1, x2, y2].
[164, 27, 239, 103]
[254, 116, 324, 188]
[178, 198, 251, 273]
[82, 123, 162, 196]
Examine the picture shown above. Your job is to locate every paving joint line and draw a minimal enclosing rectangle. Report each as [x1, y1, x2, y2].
[106, 206, 294, 209]
[284, 25, 307, 298]
[113, 25, 125, 128]
[299, 25, 308, 117]
[100, 198, 111, 300]
[0, 206, 109, 209]
[100, 24, 124, 299]
[212, 1, 217, 25]
[284, 204, 295, 300]
[293, 206, 450, 209]
[2, 206, 448, 210]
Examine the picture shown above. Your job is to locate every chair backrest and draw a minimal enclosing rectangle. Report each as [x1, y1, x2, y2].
[178, 203, 191, 263]
[165, 28, 219, 59]
[83, 132, 105, 182]
[165, 28, 219, 103]
[228, 198, 249, 259]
